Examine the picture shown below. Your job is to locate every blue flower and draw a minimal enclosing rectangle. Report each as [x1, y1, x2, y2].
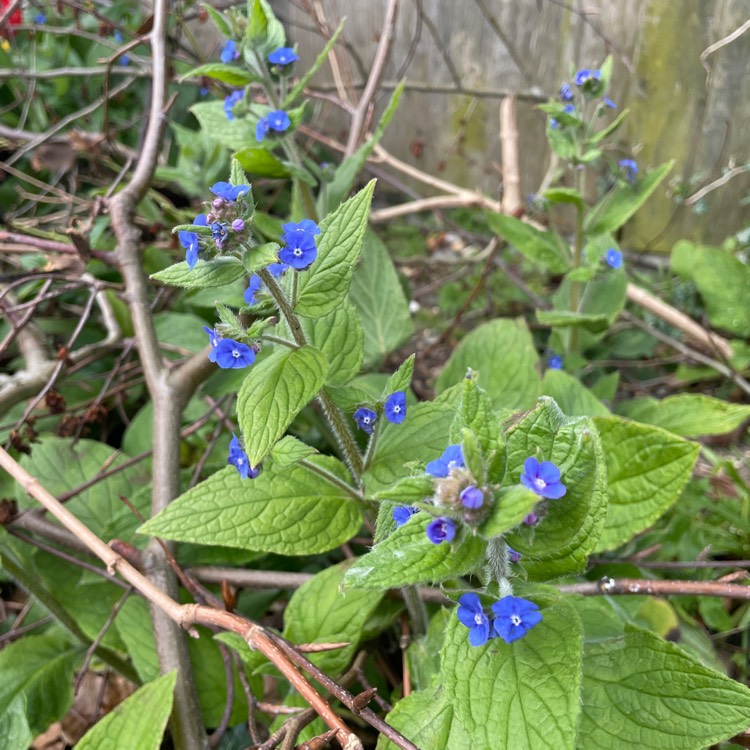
[604, 248, 623, 269]
[547, 354, 563, 370]
[268, 47, 299, 66]
[523, 512, 539, 526]
[34, 11, 47, 24]
[279, 221, 319, 270]
[256, 117, 270, 142]
[573, 68, 601, 87]
[392, 505, 418, 526]
[228, 434, 259, 479]
[520, 456, 566, 500]
[244, 275, 262, 305]
[353, 407, 377, 434]
[384, 391, 406, 424]
[491, 596, 542, 644]
[211, 221, 228, 247]
[179, 214, 207, 269]
[459, 485, 484, 509]
[256, 110, 291, 142]
[220, 39, 237, 63]
[224, 89, 244, 121]
[563, 103, 575, 115]
[619, 158, 638, 184]
[603, 97, 617, 109]
[559, 82, 573, 101]
[267, 262, 289, 277]
[457, 593, 492, 647]
[214, 339, 256, 369]
[203, 326, 220, 363]
[210, 182, 250, 201]
[507, 547, 522, 563]
[426, 445, 464, 478]
[426, 517, 456, 544]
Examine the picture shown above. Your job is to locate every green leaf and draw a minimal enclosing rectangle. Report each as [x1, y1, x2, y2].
[542, 369, 610, 417]
[381, 354, 416, 399]
[671, 240, 750, 337]
[592, 416, 698, 552]
[76, 672, 176, 750]
[449, 373, 502, 455]
[363, 401, 456, 493]
[236, 346, 329, 465]
[589, 108, 629, 145]
[243, 242, 280, 275]
[295, 180, 376, 318]
[233, 146, 290, 179]
[373, 475, 435, 503]
[479, 485, 540, 539]
[435, 319, 541, 410]
[0, 634, 81, 745]
[616, 393, 750, 437]
[350, 231, 414, 367]
[202, 4, 232, 36]
[139, 463, 362, 555]
[151, 257, 246, 289]
[536, 309, 612, 332]
[180, 63, 261, 86]
[580, 626, 750, 750]
[300, 301, 364, 386]
[486, 211, 571, 273]
[246, 0, 285, 52]
[114, 597, 159, 683]
[542, 187, 584, 209]
[190, 100, 255, 151]
[326, 382, 380, 412]
[585, 160, 674, 235]
[504, 398, 608, 579]
[270, 435, 318, 467]
[343, 515, 487, 589]
[441, 596, 583, 750]
[284, 562, 385, 674]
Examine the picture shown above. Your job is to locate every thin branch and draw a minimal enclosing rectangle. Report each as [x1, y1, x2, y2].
[700, 17, 750, 71]
[684, 164, 749, 206]
[558, 576, 750, 600]
[500, 96, 522, 215]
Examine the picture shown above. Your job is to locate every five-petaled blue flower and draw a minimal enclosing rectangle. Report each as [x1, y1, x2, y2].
[353, 407, 377, 434]
[491, 596, 542, 643]
[210, 182, 250, 201]
[426, 517, 456, 544]
[559, 82, 573, 101]
[268, 47, 299, 66]
[426, 445, 464, 478]
[220, 39, 237, 63]
[573, 68, 601, 87]
[459, 485, 484, 509]
[244, 275, 262, 306]
[179, 214, 207, 269]
[520, 456, 567, 499]
[605, 248, 623, 269]
[619, 158, 638, 184]
[279, 220, 319, 270]
[214, 339, 256, 369]
[547, 354, 563, 370]
[392, 505, 418, 526]
[384, 392, 406, 424]
[203, 326, 220, 362]
[224, 89, 244, 121]
[228, 434, 259, 479]
[256, 110, 291, 142]
[34, 11, 47, 23]
[457, 593, 492, 647]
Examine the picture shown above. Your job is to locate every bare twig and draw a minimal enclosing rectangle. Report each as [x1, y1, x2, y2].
[684, 164, 749, 206]
[500, 97, 522, 215]
[700, 18, 750, 72]
[559, 576, 750, 600]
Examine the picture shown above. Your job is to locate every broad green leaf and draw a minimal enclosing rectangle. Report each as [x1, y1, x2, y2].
[327, 382, 380, 412]
[543, 187, 584, 209]
[190, 100, 255, 151]
[114, 598, 159, 683]
[0, 634, 81, 745]
[243, 242, 281, 275]
[671, 240, 750, 337]
[542, 369, 610, 417]
[284, 562, 385, 674]
[320, 84, 403, 213]
[233, 147, 290, 179]
[441, 596, 583, 750]
[246, 0, 285, 53]
[150, 257, 246, 289]
[373, 475, 435, 504]
[377, 684, 472, 750]
[478, 486, 540, 539]
[139, 463, 361, 555]
[580, 626, 750, 750]
[351, 231, 414, 366]
[17, 437, 149, 541]
[236, 346, 328, 465]
[381, 354, 416, 399]
[202, 4, 232, 36]
[536, 309, 612, 332]
[504, 398, 608, 579]
[617, 393, 750, 437]
[180, 63, 261, 86]
[584, 160, 674, 235]
[343, 514, 486, 589]
[155, 311, 214, 356]
[76, 672, 176, 750]
[486, 211, 571, 273]
[449, 373, 502, 454]
[363, 400, 455, 493]
[270, 435, 318, 467]
[300, 301, 364, 386]
[592, 416, 698, 552]
[435, 318, 541, 410]
[295, 180, 376, 318]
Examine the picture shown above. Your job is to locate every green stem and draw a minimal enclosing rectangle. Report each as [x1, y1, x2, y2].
[298, 458, 364, 504]
[258, 269, 306, 347]
[260, 333, 299, 350]
[485, 536, 511, 588]
[362, 418, 381, 474]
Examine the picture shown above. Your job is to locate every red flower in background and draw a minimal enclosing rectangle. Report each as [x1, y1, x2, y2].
[1, 0, 24, 31]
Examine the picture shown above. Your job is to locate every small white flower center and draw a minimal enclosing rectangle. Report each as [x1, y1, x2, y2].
[393, 405, 401, 413]
[293, 248, 303, 256]
[447, 460, 458, 469]
[473, 613, 484, 626]
[363, 416, 370, 424]
[237, 458, 244, 465]
[533, 477, 547, 490]
[232, 349, 240, 358]
[511, 614, 522, 627]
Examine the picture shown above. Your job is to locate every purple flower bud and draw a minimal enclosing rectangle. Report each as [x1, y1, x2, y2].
[523, 512, 539, 526]
[232, 218, 245, 232]
[459, 485, 484, 509]
[213, 198, 225, 210]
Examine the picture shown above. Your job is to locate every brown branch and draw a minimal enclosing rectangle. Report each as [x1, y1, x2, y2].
[558, 576, 750, 600]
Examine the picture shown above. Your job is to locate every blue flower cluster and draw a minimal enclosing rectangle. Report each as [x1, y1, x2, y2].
[204, 326, 256, 369]
[228, 434, 259, 479]
[457, 593, 542, 646]
[353, 391, 407, 438]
